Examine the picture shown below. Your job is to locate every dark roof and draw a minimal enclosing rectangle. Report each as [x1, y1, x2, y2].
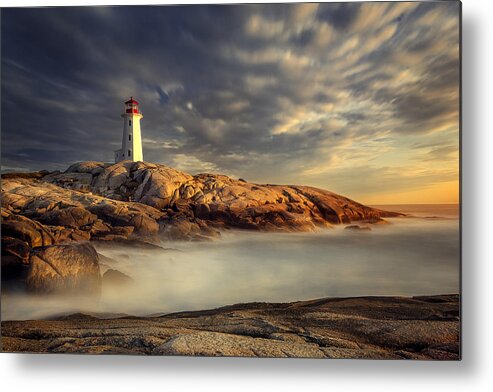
[125, 96, 139, 105]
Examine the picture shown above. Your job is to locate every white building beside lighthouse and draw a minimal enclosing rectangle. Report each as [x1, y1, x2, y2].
[115, 97, 144, 162]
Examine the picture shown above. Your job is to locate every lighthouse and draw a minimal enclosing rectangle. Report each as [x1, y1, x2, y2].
[115, 97, 144, 163]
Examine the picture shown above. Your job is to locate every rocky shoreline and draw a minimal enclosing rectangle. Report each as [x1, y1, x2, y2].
[2, 160, 400, 242]
[2, 160, 401, 296]
[2, 160, 444, 360]
[1, 294, 460, 359]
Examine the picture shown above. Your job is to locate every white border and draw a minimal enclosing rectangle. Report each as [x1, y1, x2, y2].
[2, 0, 492, 390]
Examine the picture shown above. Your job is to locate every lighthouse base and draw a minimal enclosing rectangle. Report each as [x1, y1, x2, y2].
[114, 149, 125, 163]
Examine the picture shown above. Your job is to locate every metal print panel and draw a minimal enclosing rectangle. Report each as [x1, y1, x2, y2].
[0, 1, 461, 359]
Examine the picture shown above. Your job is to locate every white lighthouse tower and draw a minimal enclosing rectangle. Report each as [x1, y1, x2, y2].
[115, 97, 144, 162]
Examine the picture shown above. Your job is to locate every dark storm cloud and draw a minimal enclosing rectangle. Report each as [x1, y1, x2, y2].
[317, 2, 361, 30]
[1, 2, 460, 202]
[392, 92, 454, 126]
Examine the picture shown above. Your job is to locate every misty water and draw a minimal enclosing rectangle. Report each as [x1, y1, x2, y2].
[2, 204, 460, 320]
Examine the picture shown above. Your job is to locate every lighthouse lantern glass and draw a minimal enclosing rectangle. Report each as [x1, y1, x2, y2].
[125, 101, 139, 114]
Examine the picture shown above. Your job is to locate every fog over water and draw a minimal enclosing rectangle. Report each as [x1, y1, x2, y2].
[2, 205, 460, 320]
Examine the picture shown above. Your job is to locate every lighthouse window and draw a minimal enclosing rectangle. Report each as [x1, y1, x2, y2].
[129, 120, 132, 126]
[129, 134, 132, 141]
[128, 150, 131, 157]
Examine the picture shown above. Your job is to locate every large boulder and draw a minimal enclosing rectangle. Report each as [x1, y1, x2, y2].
[36, 207, 98, 228]
[65, 161, 108, 175]
[102, 269, 133, 287]
[43, 172, 93, 192]
[92, 162, 134, 192]
[1, 236, 30, 265]
[87, 202, 160, 237]
[26, 243, 101, 295]
[133, 166, 192, 209]
[129, 213, 160, 235]
[1, 215, 54, 247]
[1, 237, 31, 292]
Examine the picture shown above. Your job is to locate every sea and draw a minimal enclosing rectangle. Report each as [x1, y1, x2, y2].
[1, 204, 460, 320]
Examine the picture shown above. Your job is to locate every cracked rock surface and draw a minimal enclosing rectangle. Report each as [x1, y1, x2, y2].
[2, 161, 401, 295]
[2, 160, 400, 245]
[1, 295, 460, 359]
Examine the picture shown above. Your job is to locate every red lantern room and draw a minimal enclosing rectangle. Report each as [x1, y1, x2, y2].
[124, 96, 140, 114]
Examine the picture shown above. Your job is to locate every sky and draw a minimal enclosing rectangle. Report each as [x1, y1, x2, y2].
[0, 2, 460, 204]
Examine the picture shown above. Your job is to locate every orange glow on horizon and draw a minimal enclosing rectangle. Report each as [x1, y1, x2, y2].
[358, 180, 459, 205]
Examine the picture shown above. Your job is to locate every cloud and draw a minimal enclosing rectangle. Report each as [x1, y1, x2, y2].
[317, 2, 361, 31]
[1, 2, 460, 203]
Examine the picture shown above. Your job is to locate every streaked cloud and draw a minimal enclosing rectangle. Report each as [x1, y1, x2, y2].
[1, 2, 460, 203]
